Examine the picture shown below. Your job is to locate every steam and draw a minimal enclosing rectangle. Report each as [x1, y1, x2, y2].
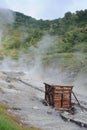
[0, 9, 87, 94]
[24, 35, 67, 84]
[0, 8, 14, 43]
[0, 35, 57, 79]
[74, 74, 87, 96]
[0, 35, 62, 78]
[0, 34, 87, 96]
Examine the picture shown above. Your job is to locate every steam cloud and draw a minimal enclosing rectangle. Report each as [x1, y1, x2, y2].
[0, 6, 14, 43]
[0, 3, 86, 96]
[0, 34, 87, 96]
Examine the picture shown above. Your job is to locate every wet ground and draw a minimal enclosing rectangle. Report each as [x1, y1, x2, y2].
[0, 71, 87, 130]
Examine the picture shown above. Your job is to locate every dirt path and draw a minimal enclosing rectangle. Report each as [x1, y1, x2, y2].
[0, 71, 87, 130]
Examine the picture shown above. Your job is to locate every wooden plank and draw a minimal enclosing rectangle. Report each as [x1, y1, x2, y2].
[54, 94, 62, 98]
[60, 112, 87, 128]
[44, 83, 73, 109]
[54, 103, 61, 108]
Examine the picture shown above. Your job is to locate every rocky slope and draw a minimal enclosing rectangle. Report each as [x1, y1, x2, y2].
[0, 71, 87, 130]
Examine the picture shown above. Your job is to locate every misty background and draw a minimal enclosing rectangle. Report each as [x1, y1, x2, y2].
[0, 7, 87, 97]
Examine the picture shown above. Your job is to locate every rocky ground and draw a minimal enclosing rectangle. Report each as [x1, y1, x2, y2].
[0, 71, 87, 130]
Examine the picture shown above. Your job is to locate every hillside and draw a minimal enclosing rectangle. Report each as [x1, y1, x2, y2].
[0, 8, 87, 130]
[0, 9, 87, 56]
[0, 9, 87, 89]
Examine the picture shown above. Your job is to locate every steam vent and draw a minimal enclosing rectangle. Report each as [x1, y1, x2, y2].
[44, 83, 73, 110]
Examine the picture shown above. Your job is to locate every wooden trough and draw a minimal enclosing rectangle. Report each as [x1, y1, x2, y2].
[44, 83, 73, 110]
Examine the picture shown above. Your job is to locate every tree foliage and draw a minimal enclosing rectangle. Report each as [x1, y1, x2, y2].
[0, 9, 87, 58]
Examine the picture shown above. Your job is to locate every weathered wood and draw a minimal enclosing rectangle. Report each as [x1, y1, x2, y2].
[44, 83, 73, 109]
[19, 79, 45, 93]
[60, 112, 87, 128]
[72, 91, 83, 111]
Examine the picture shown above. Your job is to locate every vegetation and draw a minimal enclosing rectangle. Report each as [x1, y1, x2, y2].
[0, 9, 87, 73]
[0, 103, 41, 130]
[0, 8, 87, 129]
[0, 9, 86, 58]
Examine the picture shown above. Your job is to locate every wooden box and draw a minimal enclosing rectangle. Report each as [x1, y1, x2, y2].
[44, 83, 73, 109]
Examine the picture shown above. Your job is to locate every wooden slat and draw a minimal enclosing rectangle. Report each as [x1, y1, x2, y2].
[44, 83, 73, 109]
